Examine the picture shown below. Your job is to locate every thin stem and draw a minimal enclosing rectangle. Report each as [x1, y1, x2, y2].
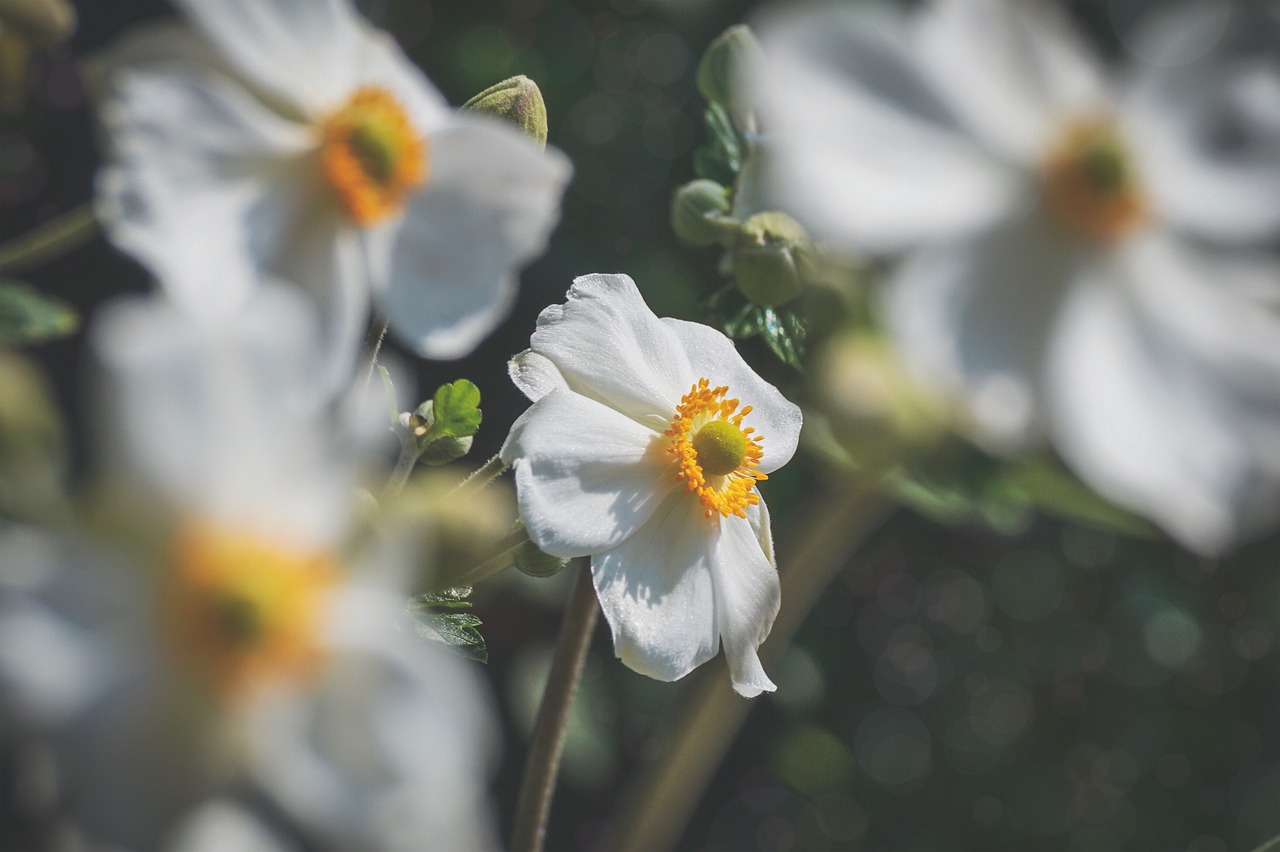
[450, 453, 508, 499]
[452, 522, 530, 587]
[0, 204, 98, 274]
[511, 563, 599, 852]
[383, 439, 422, 498]
[358, 318, 390, 394]
[613, 480, 896, 852]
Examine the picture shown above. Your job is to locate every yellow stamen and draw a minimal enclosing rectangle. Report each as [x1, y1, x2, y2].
[165, 523, 337, 705]
[666, 378, 767, 519]
[319, 87, 426, 226]
[1042, 118, 1146, 243]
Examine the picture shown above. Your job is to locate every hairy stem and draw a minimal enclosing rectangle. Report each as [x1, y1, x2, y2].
[613, 480, 895, 852]
[0, 204, 98, 274]
[511, 564, 599, 852]
[451, 453, 508, 498]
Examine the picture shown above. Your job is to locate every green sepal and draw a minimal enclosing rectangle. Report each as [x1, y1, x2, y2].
[408, 586, 488, 663]
[0, 281, 77, 345]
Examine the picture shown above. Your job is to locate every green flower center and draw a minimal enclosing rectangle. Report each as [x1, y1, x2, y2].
[691, 419, 750, 477]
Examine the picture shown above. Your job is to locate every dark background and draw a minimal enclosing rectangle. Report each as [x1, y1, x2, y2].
[3, 2, 1278, 850]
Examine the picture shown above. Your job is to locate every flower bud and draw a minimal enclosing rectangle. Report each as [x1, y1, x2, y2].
[732, 211, 810, 306]
[697, 25, 764, 132]
[0, 0, 75, 46]
[420, 434, 473, 466]
[513, 539, 569, 579]
[671, 179, 731, 247]
[461, 75, 548, 150]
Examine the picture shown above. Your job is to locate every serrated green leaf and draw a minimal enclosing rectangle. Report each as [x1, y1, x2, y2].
[693, 144, 736, 185]
[408, 586, 487, 663]
[759, 307, 806, 370]
[0, 282, 78, 345]
[431, 379, 482, 439]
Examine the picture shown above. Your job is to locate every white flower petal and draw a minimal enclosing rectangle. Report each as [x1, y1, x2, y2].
[508, 349, 568, 402]
[95, 59, 312, 321]
[661, 318, 803, 474]
[914, 0, 1109, 162]
[167, 801, 295, 852]
[591, 493, 720, 683]
[172, 0, 365, 117]
[1125, 21, 1280, 243]
[352, 25, 449, 134]
[753, 3, 1023, 252]
[883, 212, 1080, 448]
[375, 120, 571, 359]
[249, 585, 498, 851]
[527, 273, 694, 428]
[1047, 233, 1280, 554]
[92, 287, 350, 547]
[501, 389, 677, 558]
[709, 509, 781, 698]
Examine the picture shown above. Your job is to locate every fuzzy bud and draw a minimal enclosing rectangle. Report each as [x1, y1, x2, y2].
[461, 75, 548, 150]
[513, 540, 569, 579]
[697, 25, 764, 132]
[732, 211, 810, 306]
[671, 179, 731, 247]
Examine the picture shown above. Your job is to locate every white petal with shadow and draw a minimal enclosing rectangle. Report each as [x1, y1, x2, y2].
[501, 389, 676, 558]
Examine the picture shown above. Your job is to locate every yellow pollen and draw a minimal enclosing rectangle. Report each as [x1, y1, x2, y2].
[666, 378, 767, 519]
[165, 523, 337, 705]
[319, 87, 426, 226]
[1042, 119, 1146, 243]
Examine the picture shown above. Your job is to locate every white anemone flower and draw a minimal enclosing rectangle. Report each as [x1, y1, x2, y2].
[95, 0, 572, 379]
[0, 286, 497, 850]
[500, 274, 803, 697]
[755, 0, 1280, 553]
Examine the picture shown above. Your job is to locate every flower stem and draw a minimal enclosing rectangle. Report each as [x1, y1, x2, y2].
[452, 522, 529, 587]
[358, 317, 389, 393]
[511, 563, 599, 852]
[0, 204, 98, 274]
[450, 453, 507, 498]
[383, 439, 422, 497]
[612, 480, 896, 852]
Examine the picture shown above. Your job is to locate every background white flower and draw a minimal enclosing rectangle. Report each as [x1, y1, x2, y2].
[754, 0, 1280, 553]
[94, 0, 572, 381]
[0, 285, 498, 850]
[501, 274, 802, 698]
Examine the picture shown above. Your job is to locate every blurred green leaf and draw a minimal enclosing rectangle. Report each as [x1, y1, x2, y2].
[759, 307, 807, 370]
[431, 379, 482, 439]
[408, 586, 488, 663]
[0, 281, 78, 345]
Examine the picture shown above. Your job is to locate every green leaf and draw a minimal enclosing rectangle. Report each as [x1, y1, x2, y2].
[704, 103, 742, 171]
[693, 144, 736, 185]
[431, 379, 482, 439]
[0, 282, 78, 345]
[408, 586, 488, 663]
[759, 307, 807, 370]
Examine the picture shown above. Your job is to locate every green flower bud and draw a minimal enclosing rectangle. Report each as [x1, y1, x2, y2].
[0, 0, 75, 46]
[419, 434, 473, 466]
[732, 211, 810, 307]
[461, 75, 548, 150]
[671, 179, 731, 247]
[513, 539, 569, 579]
[697, 25, 764, 132]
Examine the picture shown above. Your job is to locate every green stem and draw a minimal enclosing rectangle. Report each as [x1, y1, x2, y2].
[0, 204, 98, 274]
[613, 479, 896, 852]
[383, 439, 422, 498]
[511, 563, 599, 852]
[450, 453, 508, 498]
[451, 522, 529, 587]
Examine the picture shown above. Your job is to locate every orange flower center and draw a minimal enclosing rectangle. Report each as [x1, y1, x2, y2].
[165, 523, 337, 705]
[319, 87, 427, 226]
[1042, 119, 1146, 243]
[667, 378, 767, 519]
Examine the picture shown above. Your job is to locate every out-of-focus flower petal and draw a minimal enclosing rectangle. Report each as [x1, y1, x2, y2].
[754, 3, 1024, 252]
[1047, 233, 1280, 554]
[373, 120, 571, 359]
[914, 0, 1109, 162]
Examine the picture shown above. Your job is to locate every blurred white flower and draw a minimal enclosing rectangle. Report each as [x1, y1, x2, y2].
[94, 0, 571, 379]
[500, 274, 802, 697]
[0, 287, 497, 850]
[756, 0, 1280, 553]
